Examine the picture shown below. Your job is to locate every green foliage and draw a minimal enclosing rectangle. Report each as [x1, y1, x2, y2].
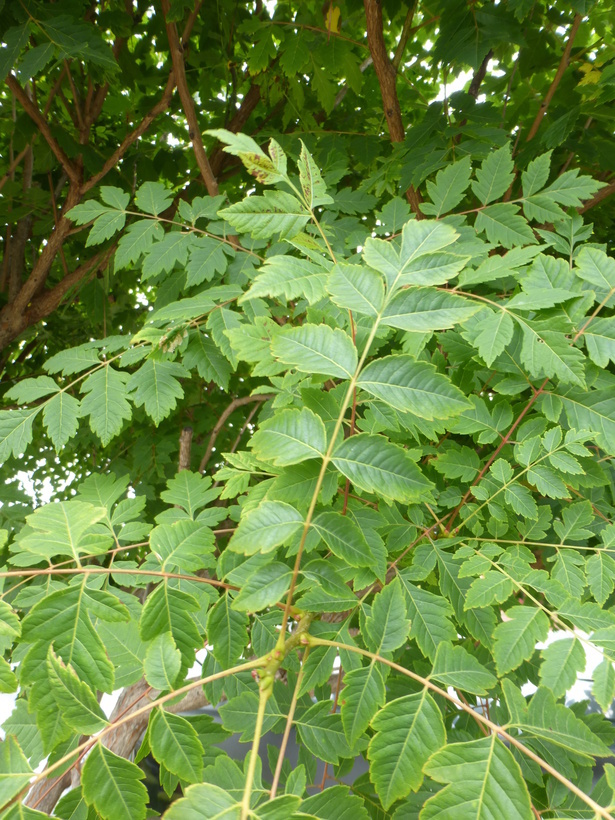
[2, 3, 615, 818]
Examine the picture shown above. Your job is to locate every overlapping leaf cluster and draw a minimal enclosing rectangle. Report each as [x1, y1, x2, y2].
[1, 132, 615, 820]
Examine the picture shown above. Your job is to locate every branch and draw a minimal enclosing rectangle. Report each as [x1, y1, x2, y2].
[178, 426, 193, 471]
[392, 1, 418, 71]
[199, 394, 274, 473]
[525, 14, 582, 142]
[0, 145, 30, 192]
[468, 48, 493, 100]
[454, 49, 493, 144]
[162, 0, 219, 196]
[363, 0, 422, 215]
[269, 647, 309, 799]
[16, 660, 262, 815]
[580, 177, 615, 213]
[6, 75, 80, 185]
[82, 73, 176, 193]
[23, 245, 115, 326]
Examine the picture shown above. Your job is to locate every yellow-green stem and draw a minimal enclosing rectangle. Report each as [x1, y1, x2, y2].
[269, 647, 309, 799]
[240, 687, 270, 820]
[278, 316, 382, 641]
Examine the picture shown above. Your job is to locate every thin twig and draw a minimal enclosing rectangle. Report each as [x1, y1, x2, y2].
[392, 2, 418, 71]
[162, 0, 219, 196]
[6, 75, 80, 185]
[199, 394, 274, 473]
[269, 647, 309, 799]
[525, 14, 582, 142]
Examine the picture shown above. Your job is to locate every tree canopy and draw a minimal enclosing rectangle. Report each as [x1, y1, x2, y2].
[2, 1, 615, 818]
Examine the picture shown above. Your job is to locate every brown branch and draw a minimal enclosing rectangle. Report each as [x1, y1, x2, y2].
[525, 14, 582, 142]
[363, 0, 421, 215]
[82, 73, 176, 194]
[454, 49, 493, 144]
[0, 240, 113, 350]
[579, 177, 615, 213]
[7, 146, 34, 302]
[468, 49, 493, 100]
[26, 678, 208, 813]
[392, 1, 418, 71]
[0, 146, 30, 193]
[6, 75, 80, 185]
[162, 0, 219, 196]
[199, 394, 274, 473]
[178, 426, 194, 471]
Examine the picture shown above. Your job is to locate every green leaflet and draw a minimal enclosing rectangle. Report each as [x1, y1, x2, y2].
[398, 573, 457, 661]
[143, 632, 182, 690]
[242, 255, 328, 305]
[149, 709, 204, 783]
[492, 606, 549, 675]
[431, 643, 496, 696]
[301, 785, 369, 819]
[357, 356, 470, 420]
[538, 637, 586, 698]
[158, 783, 237, 819]
[593, 659, 615, 713]
[219, 191, 309, 239]
[340, 664, 386, 746]
[228, 500, 304, 554]
[327, 262, 385, 317]
[422, 735, 533, 820]
[297, 701, 367, 765]
[139, 585, 202, 666]
[186, 235, 229, 286]
[42, 392, 81, 451]
[81, 744, 148, 820]
[127, 360, 187, 425]
[472, 145, 515, 205]
[558, 389, 615, 454]
[475, 203, 538, 249]
[207, 592, 249, 669]
[331, 433, 434, 503]
[0, 406, 43, 464]
[521, 150, 553, 197]
[368, 691, 446, 809]
[21, 584, 128, 692]
[231, 562, 292, 611]
[365, 578, 410, 654]
[271, 323, 357, 379]
[311, 511, 375, 568]
[516, 687, 612, 757]
[46, 649, 108, 734]
[575, 247, 615, 291]
[249, 407, 327, 466]
[0, 736, 34, 810]
[515, 318, 586, 386]
[422, 156, 472, 216]
[115, 219, 163, 269]
[380, 287, 480, 331]
[363, 220, 459, 290]
[80, 366, 132, 446]
[14, 500, 107, 562]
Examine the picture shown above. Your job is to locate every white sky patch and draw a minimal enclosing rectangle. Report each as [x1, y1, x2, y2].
[432, 70, 473, 102]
